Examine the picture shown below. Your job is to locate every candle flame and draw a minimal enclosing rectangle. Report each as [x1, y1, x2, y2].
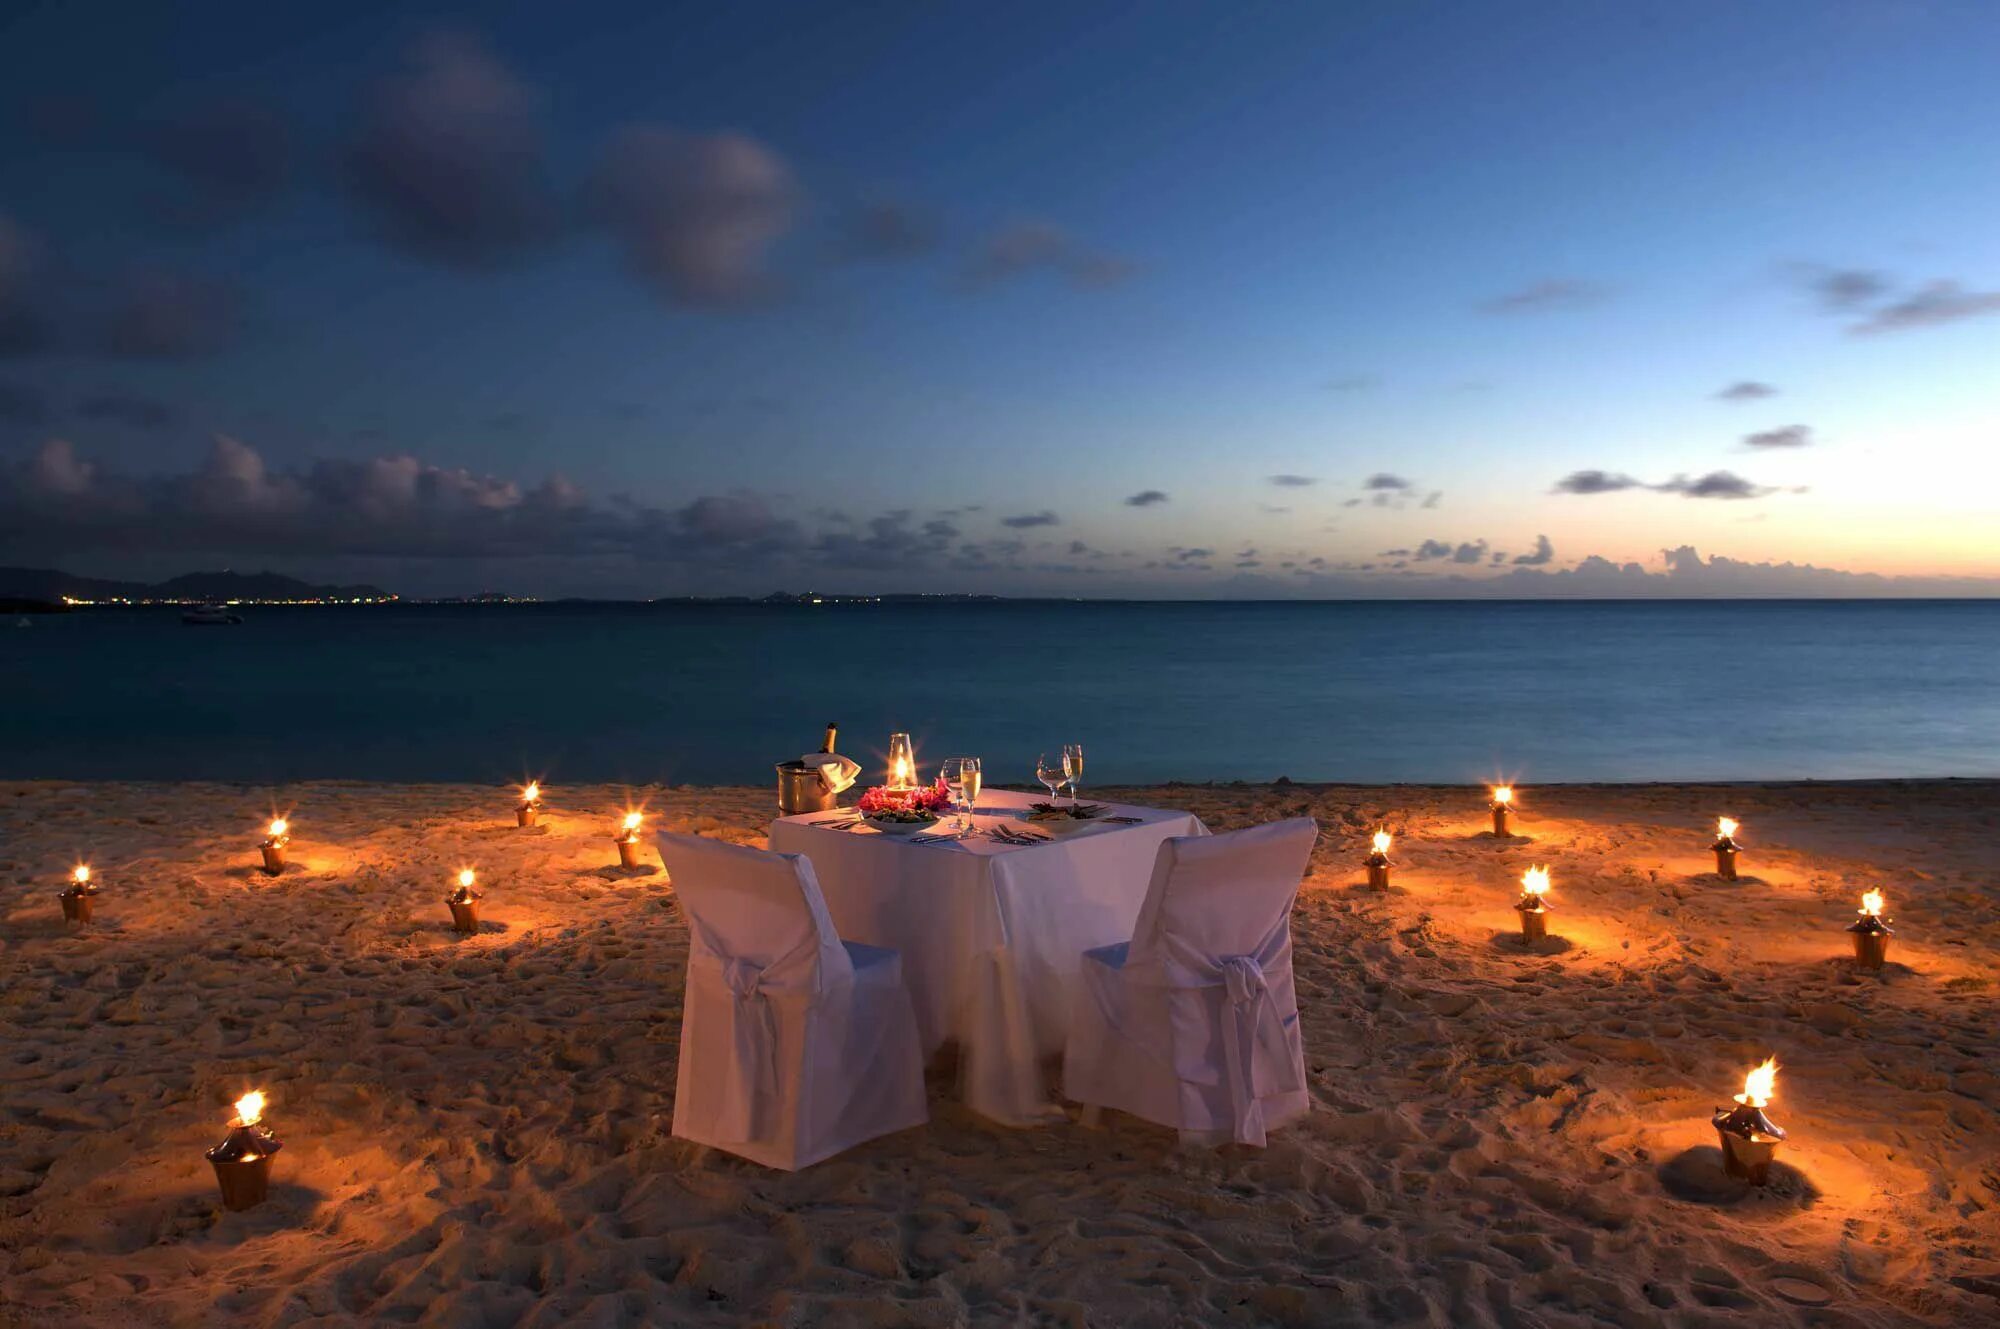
[1371, 829, 1392, 855]
[267, 818, 288, 838]
[1860, 889, 1885, 918]
[522, 781, 540, 803]
[458, 867, 476, 890]
[1520, 865, 1551, 897]
[1717, 816, 1738, 839]
[1740, 1057, 1778, 1109]
[234, 1090, 266, 1126]
[72, 864, 91, 885]
[1492, 785, 1514, 805]
[621, 811, 643, 834]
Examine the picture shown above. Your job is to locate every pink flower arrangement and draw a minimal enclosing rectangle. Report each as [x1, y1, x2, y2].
[858, 777, 952, 816]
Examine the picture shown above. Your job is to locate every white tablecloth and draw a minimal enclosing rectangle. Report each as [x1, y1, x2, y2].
[768, 789, 1208, 1125]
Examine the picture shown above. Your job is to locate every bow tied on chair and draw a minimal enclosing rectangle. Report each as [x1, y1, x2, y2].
[714, 955, 779, 1142]
[1215, 952, 1300, 1146]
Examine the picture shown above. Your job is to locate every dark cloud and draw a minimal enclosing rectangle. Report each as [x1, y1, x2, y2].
[1124, 490, 1169, 507]
[840, 200, 940, 259]
[343, 32, 561, 268]
[96, 272, 241, 358]
[1477, 278, 1608, 314]
[1266, 474, 1317, 488]
[1850, 281, 2000, 335]
[1657, 470, 1770, 500]
[1716, 380, 1777, 401]
[148, 98, 293, 221]
[964, 220, 1133, 290]
[1000, 510, 1059, 528]
[589, 125, 798, 306]
[1413, 538, 1453, 561]
[1552, 469, 1643, 495]
[1420, 490, 1442, 509]
[1449, 539, 1488, 565]
[0, 215, 59, 356]
[0, 379, 48, 424]
[1791, 264, 1890, 312]
[76, 390, 178, 430]
[1364, 473, 1412, 490]
[1743, 424, 1812, 449]
[1512, 534, 1554, 566]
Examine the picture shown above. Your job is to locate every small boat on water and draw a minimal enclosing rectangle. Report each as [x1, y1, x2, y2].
[182, 603, 244, 626]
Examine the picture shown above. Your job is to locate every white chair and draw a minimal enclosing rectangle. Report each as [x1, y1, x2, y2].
[661, 834, 928, 1170]
[1064, 818, 1317, 1147]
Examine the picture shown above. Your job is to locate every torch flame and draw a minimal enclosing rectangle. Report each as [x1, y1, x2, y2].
[1492, 785, 1514, 805]
[522, 781, 540, 803]
[1740, 1057, 1778, 1109]
[621, 811, 643, 834]
[1717, 816, 1738, 839]
[234, 1090, 267, 1126]
[457, 867, 476, 890]
[1520, 865, 1551, 897]
[267, 818, 288, 838]
[72, 864, 91, 885]
[1371, 829, 1392, 855]
[1860, 889, 1885, 918]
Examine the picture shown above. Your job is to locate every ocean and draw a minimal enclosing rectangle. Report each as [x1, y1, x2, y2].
[5, 600, 1997, 788]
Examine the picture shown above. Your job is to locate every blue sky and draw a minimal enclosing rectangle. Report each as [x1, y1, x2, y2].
[2, 1, 1997, 596]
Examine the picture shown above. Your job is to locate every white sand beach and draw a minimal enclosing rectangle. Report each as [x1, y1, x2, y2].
[3, 778, 1997, 1327]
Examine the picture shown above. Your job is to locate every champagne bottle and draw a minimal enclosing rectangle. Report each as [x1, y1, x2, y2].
[820, 722, 838, 754]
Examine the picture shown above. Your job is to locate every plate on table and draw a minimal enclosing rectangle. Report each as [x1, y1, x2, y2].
[863, 815, 940, 837]
[1021, 803, 1111, 837]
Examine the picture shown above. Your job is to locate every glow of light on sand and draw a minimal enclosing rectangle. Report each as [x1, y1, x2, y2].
[72, 864, 90, 885]
[1860, 889, 1885, 918]
[1717, 816, 1738, 839]
[1371, 829, 1393, 855]
[522, 782, 540, 803]
[267, 818, 288, 838]
[1492, 785, 1514, 805]
[1520, 865, 1551, 897]
[234, 1090, 267, 1126]
[458, 868, 476, 890]
[1738, 1057, 1779, 1109]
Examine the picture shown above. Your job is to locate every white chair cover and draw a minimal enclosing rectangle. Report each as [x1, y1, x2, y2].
[663, 834, 928, 1170]
[1063, 818, 1317, 1146]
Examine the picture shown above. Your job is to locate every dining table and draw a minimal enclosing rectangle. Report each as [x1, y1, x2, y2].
[767, 788, 1209, 1126]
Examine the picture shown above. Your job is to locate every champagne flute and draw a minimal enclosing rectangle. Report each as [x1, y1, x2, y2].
[938, 758, 967, 831]
[961, 757, 982, 824]
[1063, 743, 1085, 804]
[1036, 753, 1065, 804]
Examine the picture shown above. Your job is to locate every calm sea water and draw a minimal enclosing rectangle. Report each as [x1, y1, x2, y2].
[4, 601, 1996, 787]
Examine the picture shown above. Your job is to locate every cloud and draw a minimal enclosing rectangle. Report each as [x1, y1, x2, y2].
[0, 215, 59, 356]
[1743, 424, 1812, 449]
[839, 200, 940, 260]
[1420, 490, 1442, 509]
[589, 125, 798, 305]
[964, 220, 1134, 290]
[0, 379, 47, 424]
[1413, 538, 1453, 561]
[147, 98, 294, 221]
[1124, 490, 1169, 507]
[1449, 539, 1488, 564]
[1849, 281, 2000, 335]
[1657, 470, 1770, 500]
[343, 32, 561, 268]
[1477, 278, 1608, 314]
[1266, 474, 1317, 488]
[1716, 380, 1777, 401]
[1552, 469, 1643, 495]
[1792, 265, 1891, 312]
[76, 390, 178, 430]
[96, 271, 241, 358]
[1364, 472, 1413, 491]
[1512, 533, 1554, 566]
[1000, 510, 1060, 528]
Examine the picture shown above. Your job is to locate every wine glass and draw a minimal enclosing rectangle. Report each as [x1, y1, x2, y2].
[1062, 743, 1085, 804]
[960, 757, 982, 822]
[938, 758, 967, 830]
[1036, 753, 1066, 804]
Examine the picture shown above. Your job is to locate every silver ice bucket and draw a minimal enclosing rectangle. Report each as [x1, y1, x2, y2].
[776, 761, 840, 816]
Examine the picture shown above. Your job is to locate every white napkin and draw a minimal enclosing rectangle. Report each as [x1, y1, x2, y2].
[802, 752, 860, 794]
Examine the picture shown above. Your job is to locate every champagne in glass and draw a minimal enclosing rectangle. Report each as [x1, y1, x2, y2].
[961, 757, 982, 819]
[1063, 743, 1085, 804]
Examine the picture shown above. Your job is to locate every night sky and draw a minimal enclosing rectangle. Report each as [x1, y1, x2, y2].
[3, 1, 1997, 598]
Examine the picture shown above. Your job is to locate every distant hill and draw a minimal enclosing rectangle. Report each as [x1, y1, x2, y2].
[0, 567, 396, 602]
